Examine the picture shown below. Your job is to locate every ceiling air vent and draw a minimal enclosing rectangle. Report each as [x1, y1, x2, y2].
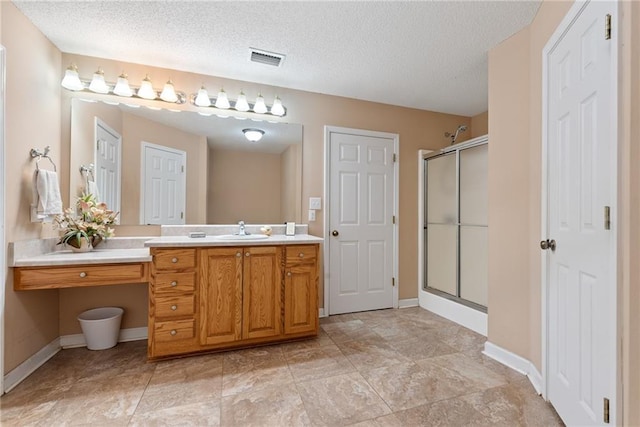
[249, 48, 285, 67]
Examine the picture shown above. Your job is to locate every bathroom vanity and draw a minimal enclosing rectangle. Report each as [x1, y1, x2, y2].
[146, 235, 321, 359]
[10, 226, 322, 360]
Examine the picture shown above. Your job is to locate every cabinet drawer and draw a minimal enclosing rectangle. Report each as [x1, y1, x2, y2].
[153, 249, 196, 270]
[14, 263, 148, 290]
[155, 319, 195, 342]
[155, 295, 195, 318]
[285, 245, 317, 265]
[153, 272, 196, 294]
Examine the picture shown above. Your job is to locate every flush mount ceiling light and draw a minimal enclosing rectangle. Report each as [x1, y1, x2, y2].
[243, 128, 265, 142]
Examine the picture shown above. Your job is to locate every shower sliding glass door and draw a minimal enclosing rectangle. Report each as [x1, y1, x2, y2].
[424, 137, 488, 311]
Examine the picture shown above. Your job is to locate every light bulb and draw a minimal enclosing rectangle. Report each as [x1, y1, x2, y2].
[253, 94, 268, 114]
[160, 79, 178, 103]
[113, 73, 133, 97]
[137, 75, 156, 100]
[270, 96, 285, 116]
[214, 88, 230, 109]
[61, 64, 84, 91]
[88, 68, 109, 94]
[243, 128, 265, 142]
[194, 86, 211, 107]
[235, 91, 250, 112]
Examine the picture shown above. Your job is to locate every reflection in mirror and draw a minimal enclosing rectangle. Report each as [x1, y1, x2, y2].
[70, 99, 303, 225]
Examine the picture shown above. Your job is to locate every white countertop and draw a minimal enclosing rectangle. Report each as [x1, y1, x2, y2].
[12, 248, 152, 267]
[144, 234, 323, 247]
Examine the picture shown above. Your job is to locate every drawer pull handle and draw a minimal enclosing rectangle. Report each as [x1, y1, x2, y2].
[79, 272, 87, 278]
[171, 257, 178, 263]
[171, 305, 177, 311]
[287, 271, 292, 277]
[245, 252, 250, 257]
[170, 330, 177, 336]
[170, 281, 177, 287]
[299, 253, 304, 258]
[236, 252, 241, 257]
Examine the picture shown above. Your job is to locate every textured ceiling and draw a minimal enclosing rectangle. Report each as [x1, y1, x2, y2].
[14, 1, 540, 116]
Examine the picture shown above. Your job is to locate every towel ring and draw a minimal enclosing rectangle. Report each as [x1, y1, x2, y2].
[30, 147, 57, 172]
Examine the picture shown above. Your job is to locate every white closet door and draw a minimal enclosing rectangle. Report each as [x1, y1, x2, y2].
[426, 153, 457, 296]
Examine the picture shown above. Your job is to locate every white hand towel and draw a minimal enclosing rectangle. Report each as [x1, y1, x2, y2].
[31, 169, 63, 222]
[86, 180, 101, 202]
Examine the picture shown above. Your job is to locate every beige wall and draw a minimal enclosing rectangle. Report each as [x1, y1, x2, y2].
[2, 2, 62, 372]
[470, 111, 488, 138]
[121, 113, 208, 224]
[488, 0, 572, 373]
[620, 2, 640, 423]
[487, 27, 532, 360]
[208, 149, 282, 224]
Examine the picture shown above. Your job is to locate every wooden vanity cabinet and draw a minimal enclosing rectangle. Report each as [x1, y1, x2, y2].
[199, 246, 282, 346]
[284, 245, 318, 335]
[149, 248, 199, 358]
[149, 243, 319, 360]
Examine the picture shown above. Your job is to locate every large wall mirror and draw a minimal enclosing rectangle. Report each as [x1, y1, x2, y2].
[70, 98, 303, 225]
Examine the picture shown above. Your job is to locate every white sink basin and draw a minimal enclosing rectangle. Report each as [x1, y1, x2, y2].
[214, 234, 270, 241]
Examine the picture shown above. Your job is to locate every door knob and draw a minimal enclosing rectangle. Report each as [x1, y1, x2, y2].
[332, 230, 339, 236]
[540, 239, 556, 251]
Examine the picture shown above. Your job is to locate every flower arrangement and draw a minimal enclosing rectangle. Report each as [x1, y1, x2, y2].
[54, 194, 118, 250]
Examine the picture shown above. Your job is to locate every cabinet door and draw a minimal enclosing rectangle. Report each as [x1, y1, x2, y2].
[200, 248, 243, 345]
[242, 246, 282, 340]
[284, 263, 318, 335]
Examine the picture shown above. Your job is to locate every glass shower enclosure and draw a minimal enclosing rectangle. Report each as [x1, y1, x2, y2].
[424, 138, 488, 311]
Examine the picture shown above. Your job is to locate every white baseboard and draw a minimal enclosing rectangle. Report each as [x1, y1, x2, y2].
[3, 338, 60, 394]
[398, 298, 419, 308]
[483, 341, 543, 395]
[420, 291, 487, 336]
[60, 326, 148, 349]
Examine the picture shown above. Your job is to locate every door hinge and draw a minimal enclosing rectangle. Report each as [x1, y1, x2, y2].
[392, 277, 395, 287]
[605, 14, 612, 40]
[180, 212, 184, 219]
[393, 153, 397, 162]
[181, 165, 185, 173]
[96, 139, 101, 150]
[604, 206, 611, 230]
[392, 215, 396, 224]
[604, 397, 610, 423]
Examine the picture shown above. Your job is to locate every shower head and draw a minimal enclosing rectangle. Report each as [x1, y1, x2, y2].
[445, 124, 468, 144]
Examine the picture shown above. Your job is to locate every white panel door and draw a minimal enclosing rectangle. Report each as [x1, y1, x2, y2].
[545, 1, 616, 425]
[94, 119, 121, 215]
[329, 130, 395, 314]
[142, 142, 186, 225]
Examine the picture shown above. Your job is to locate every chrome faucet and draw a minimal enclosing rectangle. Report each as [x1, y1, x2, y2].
[237, 221, 247, 236]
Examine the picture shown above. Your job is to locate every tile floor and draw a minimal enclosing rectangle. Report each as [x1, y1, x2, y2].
[1, 307, 563, 426]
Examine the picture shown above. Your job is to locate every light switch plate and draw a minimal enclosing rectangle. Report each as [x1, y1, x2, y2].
[308, 210, 316, 221]
[309, 197, 322, 210]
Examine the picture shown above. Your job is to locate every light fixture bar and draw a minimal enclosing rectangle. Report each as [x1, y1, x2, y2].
[190, 93, 287, 117]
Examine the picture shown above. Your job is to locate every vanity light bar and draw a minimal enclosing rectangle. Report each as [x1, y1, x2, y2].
[60, 64, 286, 117]
[189, 90, 287, 117]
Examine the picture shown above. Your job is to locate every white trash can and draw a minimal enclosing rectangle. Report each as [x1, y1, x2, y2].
[77, 307, 124, 350]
